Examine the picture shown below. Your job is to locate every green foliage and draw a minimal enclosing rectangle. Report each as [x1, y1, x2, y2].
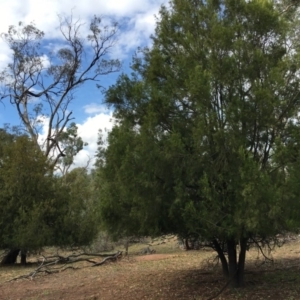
[61, 167, 99, 246]
[0, 132, 98, 251]
[57, 122, 88, 174]
[97, 0, 300, 247]
[0, 134, 55, 249]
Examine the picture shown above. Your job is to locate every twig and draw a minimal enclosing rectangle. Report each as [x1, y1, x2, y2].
[251, 238, 274, 264]
[280, 3, 297, 15]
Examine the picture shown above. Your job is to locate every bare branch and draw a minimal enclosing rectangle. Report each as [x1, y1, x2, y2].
[0, 14, 121, 169]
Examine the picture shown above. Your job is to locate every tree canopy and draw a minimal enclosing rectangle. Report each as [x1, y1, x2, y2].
[0, 133, 57, 251]
[0, 131, 98, 264]
[97, 0, 300, 287]
[0, 15, 120, 169]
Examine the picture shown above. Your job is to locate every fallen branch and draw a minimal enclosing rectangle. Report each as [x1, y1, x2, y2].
[92, 251, 122, 266]
[8, 251, 123, 282]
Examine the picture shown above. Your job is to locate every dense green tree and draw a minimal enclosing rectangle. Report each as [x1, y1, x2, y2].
[0, 134, 55, 263]
[97, 0, 300, 287]
[0, 133, 98, 264]
[62, 167, 99, 245]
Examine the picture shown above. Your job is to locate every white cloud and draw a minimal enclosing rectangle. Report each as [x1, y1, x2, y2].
[0, 0, 168, 67]
[0, 0, 168, 171]
[0, 46, 12, 70]
[83, 103, 110, 115]
[40, 54, 51, 69]
[36, 115, 51, 151]
[74, 112, 115, 169]
[36, 112, 114, 171]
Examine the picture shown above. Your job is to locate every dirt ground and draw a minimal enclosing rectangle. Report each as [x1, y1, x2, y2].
[1, 239, 300, 300]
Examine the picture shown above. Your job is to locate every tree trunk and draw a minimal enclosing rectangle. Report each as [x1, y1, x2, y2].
[185, 239, 191, 250]
[213, 239, 229, 278]
[211, 237, 248, 288]
[20, 249, 27, 265]
[0, 249, 20, 265]
[236, 238, 247, 287]
[124, 240, 129, 256]
[227, 239, 238, 288]
[226, 238, 248, 288]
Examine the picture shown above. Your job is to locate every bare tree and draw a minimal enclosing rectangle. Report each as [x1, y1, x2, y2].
[0, 15, 121, 168]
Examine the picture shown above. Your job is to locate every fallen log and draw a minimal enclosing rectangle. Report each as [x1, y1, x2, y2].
[8, 251, 123, 281]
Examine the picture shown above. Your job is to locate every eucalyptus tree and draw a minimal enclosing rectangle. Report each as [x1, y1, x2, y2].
[0, 15, 120, 168]
[97, 0, 300, 287]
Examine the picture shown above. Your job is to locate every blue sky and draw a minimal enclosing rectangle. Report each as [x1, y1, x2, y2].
[0, 0, 169, 169]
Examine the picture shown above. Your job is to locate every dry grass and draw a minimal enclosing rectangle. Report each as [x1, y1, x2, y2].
[0, 238, 300, 300]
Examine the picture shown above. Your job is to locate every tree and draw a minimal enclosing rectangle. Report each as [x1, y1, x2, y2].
[0, 14, 120, 263]
[0, 132, 98, 265]
[0, 15, 120, 168]
[0, 133, 56, 264]
[56, 122, 88, 175]
[62, 167, 99, 246]
[97, 0, 300, 287]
